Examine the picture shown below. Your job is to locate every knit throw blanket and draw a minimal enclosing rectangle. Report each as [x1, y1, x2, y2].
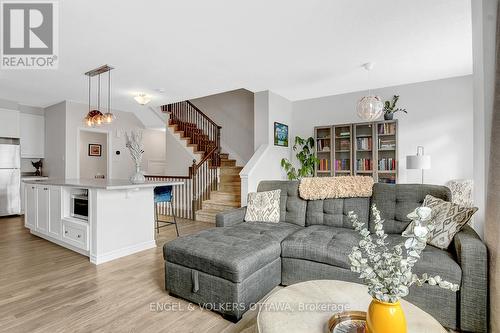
[299, 176, 374, 200]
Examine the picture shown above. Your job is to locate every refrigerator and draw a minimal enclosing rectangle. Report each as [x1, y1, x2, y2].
[0, 138, 21, 216]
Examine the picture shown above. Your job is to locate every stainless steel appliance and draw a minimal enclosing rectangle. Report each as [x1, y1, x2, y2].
[0, 138, 21, 216]
[71, 193, 88, 220]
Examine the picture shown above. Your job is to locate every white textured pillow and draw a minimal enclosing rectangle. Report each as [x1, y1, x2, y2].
[403, 195, 478, 249]
[244, 189, 281, 223]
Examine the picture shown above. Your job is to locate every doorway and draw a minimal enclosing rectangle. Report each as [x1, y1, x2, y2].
[78, 129, 109, 179]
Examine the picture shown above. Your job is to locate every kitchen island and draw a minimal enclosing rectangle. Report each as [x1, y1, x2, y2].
[23, 178, 183, 264]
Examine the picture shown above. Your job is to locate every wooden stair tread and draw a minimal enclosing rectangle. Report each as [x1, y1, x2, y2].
[203, 199, 240, 207]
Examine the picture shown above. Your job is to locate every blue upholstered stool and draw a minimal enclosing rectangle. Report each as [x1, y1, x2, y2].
[154, 186, 179, 236]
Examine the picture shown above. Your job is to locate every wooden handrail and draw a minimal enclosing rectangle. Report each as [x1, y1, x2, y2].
[156, 100, 222, 220]
[186, 100, 222, 128]
[144, 175, 191, 179]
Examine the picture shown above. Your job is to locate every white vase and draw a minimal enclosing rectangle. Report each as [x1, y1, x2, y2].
[130, 165, 145, 184]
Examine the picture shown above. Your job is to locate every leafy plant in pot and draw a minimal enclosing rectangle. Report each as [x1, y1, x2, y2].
[383, 95, 407, 120]
[280, 136, 319, 180]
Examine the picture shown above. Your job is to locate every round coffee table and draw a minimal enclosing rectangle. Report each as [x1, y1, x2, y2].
[257, 280, 446, 333]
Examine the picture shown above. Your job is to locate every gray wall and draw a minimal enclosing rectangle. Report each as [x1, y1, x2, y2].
[79, 131, 107, 179]
[44, 101, 66, 178]
[191, 89, 254, 164]
[292, 75, 474, 185]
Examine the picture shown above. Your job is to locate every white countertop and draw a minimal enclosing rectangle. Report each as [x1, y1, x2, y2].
[22, 178, 184, 190]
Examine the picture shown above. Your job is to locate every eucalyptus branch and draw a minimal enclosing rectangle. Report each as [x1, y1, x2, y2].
[348, 205, 459, 303]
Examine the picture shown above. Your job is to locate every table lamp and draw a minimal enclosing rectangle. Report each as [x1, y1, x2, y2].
[406, 146, 431, 184]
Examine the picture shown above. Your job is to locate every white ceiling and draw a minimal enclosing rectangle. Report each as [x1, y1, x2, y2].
[0, 0, 472, 122]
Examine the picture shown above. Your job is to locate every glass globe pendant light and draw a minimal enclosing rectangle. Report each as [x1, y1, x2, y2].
[356, 63, 383, 121]
[103, 69, 115, 123]
[84, 65, 115, 127]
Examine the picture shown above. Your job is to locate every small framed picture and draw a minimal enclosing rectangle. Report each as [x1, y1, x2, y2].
[274, 122, 289, 147]
[88, 144, 102, 157]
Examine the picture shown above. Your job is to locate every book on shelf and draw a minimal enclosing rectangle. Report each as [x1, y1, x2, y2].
[316, 138, 331, 152]
[338, 139, 351, 151]
[356, 158, 372, 171]
[378, 137, 396, 149]
[318, 159, 330, 171]
[356, 137, 372, 150]
[335, 159, 350, 171]
[378, 122, 396, 135]
[378, 158, 397, 171]
[338, 131, 350, 137]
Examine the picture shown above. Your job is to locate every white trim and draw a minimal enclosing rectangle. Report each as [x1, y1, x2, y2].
[30, 229, 90, 257]
[76, 128, 112, 179]
[89, 240, 156, 265]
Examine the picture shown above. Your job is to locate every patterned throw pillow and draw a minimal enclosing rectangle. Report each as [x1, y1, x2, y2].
[244, 189, 281, 223]
[403, 195, 478, 249]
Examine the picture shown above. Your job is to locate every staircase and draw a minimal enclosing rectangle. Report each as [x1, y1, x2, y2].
[195, 153, 242, 223]
[154, 101, 241, 223]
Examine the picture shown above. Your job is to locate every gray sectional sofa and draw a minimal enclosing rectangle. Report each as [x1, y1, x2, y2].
[163, 181, 487, 332]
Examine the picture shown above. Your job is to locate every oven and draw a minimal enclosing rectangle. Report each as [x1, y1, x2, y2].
[71, 194, 88, 221]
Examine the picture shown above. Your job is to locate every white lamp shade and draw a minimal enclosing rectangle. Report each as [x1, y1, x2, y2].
[406, 155, 431, 170]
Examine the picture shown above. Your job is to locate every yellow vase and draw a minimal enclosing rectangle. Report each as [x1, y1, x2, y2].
[366, 298, 407, 333]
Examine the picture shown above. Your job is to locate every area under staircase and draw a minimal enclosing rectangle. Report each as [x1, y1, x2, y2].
[147, 101, 242, 223]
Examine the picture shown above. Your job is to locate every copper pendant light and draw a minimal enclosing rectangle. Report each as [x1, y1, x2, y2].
[84, 65, 114, 127]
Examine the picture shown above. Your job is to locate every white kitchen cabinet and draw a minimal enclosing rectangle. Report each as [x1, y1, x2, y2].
[20, 113, 45, 158]
[24, 184, 62, 241]
[48, 187, 62, 239]
[36, 186, 49, 233]
[0, 109, 20, 138]
[24, 185, 37, 229]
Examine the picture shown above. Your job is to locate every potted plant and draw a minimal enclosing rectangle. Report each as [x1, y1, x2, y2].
[383, 95, 407, 120]
[348, 205, 459, 333]
[280, 136, 319, 180]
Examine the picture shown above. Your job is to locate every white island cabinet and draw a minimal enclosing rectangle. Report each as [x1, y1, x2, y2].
[23, 179, 183, 264]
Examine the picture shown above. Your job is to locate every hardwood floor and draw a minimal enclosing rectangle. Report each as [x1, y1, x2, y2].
[0, 216, 258, 333]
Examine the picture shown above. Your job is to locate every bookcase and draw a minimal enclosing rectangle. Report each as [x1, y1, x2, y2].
[315, 126, 333, 177]
[314, 120, 398, 183]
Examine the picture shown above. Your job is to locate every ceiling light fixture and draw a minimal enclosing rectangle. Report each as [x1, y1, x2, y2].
[134, 93, 152, 105]
[356, 62, 383, 121]
[84, 65, 115, 127]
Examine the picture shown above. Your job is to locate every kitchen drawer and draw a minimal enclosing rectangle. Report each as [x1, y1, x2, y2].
[62, 219, 89, 251]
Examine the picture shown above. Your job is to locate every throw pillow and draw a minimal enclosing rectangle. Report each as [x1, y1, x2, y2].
[403, 195, 478, 249]
[244, 189, 281, 223]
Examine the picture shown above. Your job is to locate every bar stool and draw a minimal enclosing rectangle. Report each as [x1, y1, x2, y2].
[154, 186, 179, 236]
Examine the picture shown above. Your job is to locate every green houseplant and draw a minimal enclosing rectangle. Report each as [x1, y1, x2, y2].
[383, 95, 407, 120]
[280, 136, 319, 180]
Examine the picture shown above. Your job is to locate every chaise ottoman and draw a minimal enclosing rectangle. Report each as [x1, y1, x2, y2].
[163, 221, 302, 321]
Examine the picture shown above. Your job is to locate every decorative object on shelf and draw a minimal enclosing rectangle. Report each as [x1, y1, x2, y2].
[31, 159, 42, 176]
[274, 122, 289, 147]
[134, 93, 152, 105]
[383, 95, 407, 120]
[84, 65, 115, 127]
[280, 136, 319, 180]
[348, 205, 459, 333]
[406, 146, 431, 183]
[125, 130, 145, 184]
[88, 144, 102, 157]
[356, 63, 384, 121]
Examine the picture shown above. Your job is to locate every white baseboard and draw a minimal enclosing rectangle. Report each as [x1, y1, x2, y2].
[30, 230, 90, 257]
[90, 240, 157, 265]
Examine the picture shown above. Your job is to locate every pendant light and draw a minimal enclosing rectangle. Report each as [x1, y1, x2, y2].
[356, 63, 383, 121]
[103, 69, 115, 123]
[84, 65, 115, 127]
